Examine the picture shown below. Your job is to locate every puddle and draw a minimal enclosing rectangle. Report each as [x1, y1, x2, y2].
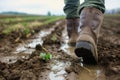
[77, 65, 106, 80]
[14, 27, 55, 54]
[13, 21, 61, 54]
[0, 53, 29, 64]
[49, 60, 71, 80]
[0, 56, 18, 64]
[60, 27, 77, 57]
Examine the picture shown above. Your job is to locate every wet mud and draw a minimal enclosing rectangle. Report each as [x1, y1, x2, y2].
[0, 16, 120, 80]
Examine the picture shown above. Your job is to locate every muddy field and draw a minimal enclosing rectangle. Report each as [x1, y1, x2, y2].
[0, 15, 120, 80]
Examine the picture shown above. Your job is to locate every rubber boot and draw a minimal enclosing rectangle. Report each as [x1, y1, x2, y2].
[74, 7, 104, 64]
[66, 18, 80, 46]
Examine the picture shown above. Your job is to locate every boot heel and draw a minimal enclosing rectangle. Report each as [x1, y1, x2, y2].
[75, 41, 97, 65]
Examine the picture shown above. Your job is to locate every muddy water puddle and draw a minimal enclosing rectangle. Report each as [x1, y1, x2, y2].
[77, 65, 106, 80]
[49, 61, 71, 80]
[13, 28, 54, 55]
[14, 21, 61, 54]
[14, 26, 56, 54]
[0, 53, 29, 64]
[0, 56, 17, 64]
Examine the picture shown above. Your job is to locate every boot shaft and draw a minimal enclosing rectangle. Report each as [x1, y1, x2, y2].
[66, 18, 80, 44]
[79, 7, 104, 43]
[75, 7, 104, 63]
[66, 18, 80, 38]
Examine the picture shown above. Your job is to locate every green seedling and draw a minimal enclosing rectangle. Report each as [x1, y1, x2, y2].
[45, 53, 52, 60]
[24, 28, 30, 35]
[39, 52, 52, 61]
[39, 52, 46, 60]
[51, 34, 57, 41]
[39, 44, 52, 61]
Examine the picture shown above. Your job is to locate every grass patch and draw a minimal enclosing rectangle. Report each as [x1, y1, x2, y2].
[1, 16, 65, 35]
[0, 16, 49, 23]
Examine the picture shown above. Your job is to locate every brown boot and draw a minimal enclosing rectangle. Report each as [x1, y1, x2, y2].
[66, 18, 79, 46]
[74, 7, 104, 64]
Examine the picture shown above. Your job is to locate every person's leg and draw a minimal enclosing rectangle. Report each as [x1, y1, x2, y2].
[63, 0, 80, 45]
[79, 0, 105, 14]
[64, 0, 80, 19]
[75, 0, 105, 64]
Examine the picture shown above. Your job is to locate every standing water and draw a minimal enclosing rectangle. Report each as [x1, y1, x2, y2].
[14, 22, 60, 54]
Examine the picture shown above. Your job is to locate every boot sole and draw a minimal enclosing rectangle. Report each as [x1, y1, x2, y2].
[75, 41, 97, 65]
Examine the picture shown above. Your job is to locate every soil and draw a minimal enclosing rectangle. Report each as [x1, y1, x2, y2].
[0, 16, 120, 80]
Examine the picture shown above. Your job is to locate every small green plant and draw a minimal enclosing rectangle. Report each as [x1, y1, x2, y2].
[39, 52, 52, 61]
[24, 28, 30, 35]
[51, 34, 57, 41]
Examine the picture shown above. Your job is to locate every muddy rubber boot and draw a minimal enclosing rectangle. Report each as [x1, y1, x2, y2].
[74, 7, 104, 64]
[66, 18, 80, 46]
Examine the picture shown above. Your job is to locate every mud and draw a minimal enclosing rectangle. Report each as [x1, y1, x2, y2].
[0, 15, 120, 80]
[0, 20, 63, 63]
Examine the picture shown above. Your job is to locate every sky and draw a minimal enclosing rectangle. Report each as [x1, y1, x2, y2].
[0, 0, 120, 15]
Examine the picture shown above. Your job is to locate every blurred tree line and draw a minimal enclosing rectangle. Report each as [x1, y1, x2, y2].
[47, 11, 51, 16]
[105, 8, 120, 14]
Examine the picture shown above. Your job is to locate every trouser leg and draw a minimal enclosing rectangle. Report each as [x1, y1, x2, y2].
[64, 0, 80, 19]
[79, 0, 105, 14]
[63, 0, 80, 45]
